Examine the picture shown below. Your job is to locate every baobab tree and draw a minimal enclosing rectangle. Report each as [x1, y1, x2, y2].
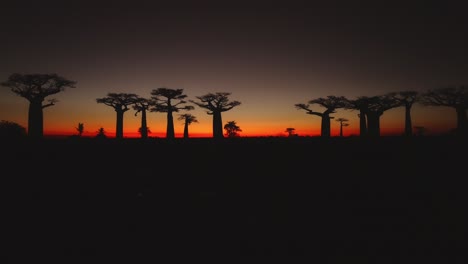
[344, 96, 370, 138]
[178, 113, 198, 139]
[420, 86, 468, 136]
[364, 94, 401, 137]
[391, 91, 419, 137]
[224, 121, 242, 138]
[96, 93, 139, 139]
[285, 127, 297, 137]
[150, 88, 193, 139]
[190, 92, 241, 139]
[345, 94, 400, 137]
[1, 73, 76, 138]
[335, 118, 349, 137]
[133, 97, 153, 139]
[295, 96, 347, 137]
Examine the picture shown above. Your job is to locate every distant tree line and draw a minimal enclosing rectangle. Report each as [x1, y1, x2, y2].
[1, 73, 467, 139]
[296, 89, 467, 138]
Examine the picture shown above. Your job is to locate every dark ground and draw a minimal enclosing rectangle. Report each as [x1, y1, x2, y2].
[1, 136, 467, 262]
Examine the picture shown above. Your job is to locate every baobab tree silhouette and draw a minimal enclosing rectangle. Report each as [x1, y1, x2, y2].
[390, 91, 419, 137]
[345, 94, 400, 138]
[150, 88, 193, 139]
[421, 86, 468, 137]
[190, 92, 241, 139]
[335, 118, 349, 137]
[133, 96, 153, 139]
[178, 113, 198, 139]
[365, 94, 402, 137]
[295, 96, 347, 137]
[96, 93, 139, 139]
[344, 97, 370, 138]
[1, 73, 76, 139]
[285, 128, 296, 137]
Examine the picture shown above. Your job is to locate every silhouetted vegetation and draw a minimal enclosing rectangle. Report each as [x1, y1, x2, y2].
[391, 91, 419, 137]
[1, 73, 76, 139]
[224, 120, 242, 137]
[190, 92, 241, 139]
[96, 93, 139, 139]
[344, 94, 400, 137]
[420, 86, 468, 137]
[76, 122, 84, 137]
[285, 127, 296, 137]
[295, 96, 348, 137]
[178, 113, 198, 139]
[133, 97, 153, 139]
[95, 127, 107, 139]
[150, 88, 193, 139]
[0, 120, 27, 138]
[335, 118, 349, 137]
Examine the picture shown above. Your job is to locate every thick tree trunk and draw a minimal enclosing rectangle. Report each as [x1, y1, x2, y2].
[213, 111, 223, 138]
[116, 110, 124, 139]
[28, 99, 44, 139]
[340, 123, 343, 137]
[359, 111, 367, 137]
[321, 115, 331, 137]
[455, 107, 468, 136]
[167, 111, 175, 139]
[140, 109, 148, 139]
[367, 112, 381, 137]
[404, 105, 412, 137]
[183, 122, 189, 139]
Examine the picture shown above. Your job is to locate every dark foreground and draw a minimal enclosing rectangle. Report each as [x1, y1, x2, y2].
[1, 136, 467, 262]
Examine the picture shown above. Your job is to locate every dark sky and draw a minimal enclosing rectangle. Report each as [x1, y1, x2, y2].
[1, 1, 467, 136]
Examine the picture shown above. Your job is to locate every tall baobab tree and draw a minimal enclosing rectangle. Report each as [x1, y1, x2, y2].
[96, 93, 139, 139]
[335, 118, 349, 137]
[391, 91, 419, 137]
[224, 120, 242, 138]
[365, 94, 401, 137]
[150, 88, 193, 139]
[420, 86, 468, 136]
[344, 96, 370, 138]
[1, 73, 76, 139]
[178, 113, 198, 139]
[133, 97, 153, 139]
[345, 94, 400, 137]
[295, 96, 347, 137]
[190, 92, 241, 139]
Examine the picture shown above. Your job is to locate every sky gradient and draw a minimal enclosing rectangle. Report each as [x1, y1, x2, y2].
[1, 1, 467, 138]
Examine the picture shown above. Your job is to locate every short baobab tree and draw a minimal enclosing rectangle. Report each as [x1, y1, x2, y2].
[1, 73, 76, 139]
[96, 93, 139, 139]
[133, 97, 153, 139]
[178, 113, 198, 139]
[335, 118, 349, 137]
[190, 92, 241, 139]
[285, 128, 296, 137]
